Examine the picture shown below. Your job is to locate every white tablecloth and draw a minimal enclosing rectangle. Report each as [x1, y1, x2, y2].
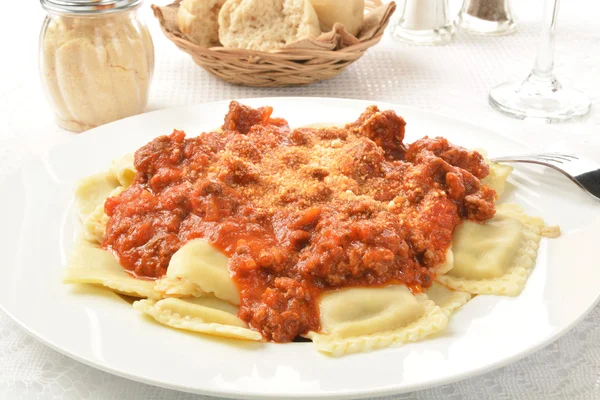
[1, 1, 599, 399]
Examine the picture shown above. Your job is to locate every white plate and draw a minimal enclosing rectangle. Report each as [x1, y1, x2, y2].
[1, 98, 599, 399]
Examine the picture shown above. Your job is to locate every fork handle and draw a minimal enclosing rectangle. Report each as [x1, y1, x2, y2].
[576, 169, 600, 198]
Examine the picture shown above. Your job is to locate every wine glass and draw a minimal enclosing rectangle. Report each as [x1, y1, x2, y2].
[488, 0, 591, 122]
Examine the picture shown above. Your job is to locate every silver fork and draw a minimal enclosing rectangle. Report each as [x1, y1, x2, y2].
[490, 153, 600, 202]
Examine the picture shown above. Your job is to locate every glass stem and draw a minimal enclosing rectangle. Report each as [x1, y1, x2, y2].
[530, 0, 560, 81]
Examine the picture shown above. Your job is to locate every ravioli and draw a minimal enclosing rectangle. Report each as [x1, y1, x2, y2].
[425, 282, 472, 317]
[64, 104, 557, 354]
[436, 203, 545, 296]
[452, 215, 522, 280]
[483, 161, 513, 197]
[64, 238, 156, 298]
[153, 239, 239, 305]
[306, 286, 448, 356]
[81, 186, 123, 244]
[435, 248, 454, 275]
[74, 172, 120, 220]
[133, 296, 262, 341]
[110, 153, 136, 188]
[475, 148, 513, 197]
[74, 168, 126, 244]
[318, 285, 425, 337]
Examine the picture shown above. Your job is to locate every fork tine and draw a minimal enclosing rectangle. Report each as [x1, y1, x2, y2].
[490, 154, 574, 164]
[543, 153, 579, 161]
[493, 158, 590, 192]
[490, 155, 547, 163]
[489, 154, 600, 202]
[546, 153, 579, 160]
[490, 156, 556, 166]
[505, 153, 578, 163]
[530, 155, 564, 164]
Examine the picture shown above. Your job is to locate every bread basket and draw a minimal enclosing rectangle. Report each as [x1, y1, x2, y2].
[152, 0, 396, 87]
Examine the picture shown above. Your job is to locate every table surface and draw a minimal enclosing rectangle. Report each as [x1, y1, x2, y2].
[1, 1, 599, 399]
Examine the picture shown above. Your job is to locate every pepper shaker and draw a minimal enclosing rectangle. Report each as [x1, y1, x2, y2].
[390, 0, 454, 45]
[456, 0, 516, 35]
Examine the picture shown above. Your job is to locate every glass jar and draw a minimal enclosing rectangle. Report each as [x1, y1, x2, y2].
[39, 0, 154, 133]
[456, 0, 516, 35]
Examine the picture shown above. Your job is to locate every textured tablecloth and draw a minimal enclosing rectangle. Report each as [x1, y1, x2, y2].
[1, 1, 599, 399]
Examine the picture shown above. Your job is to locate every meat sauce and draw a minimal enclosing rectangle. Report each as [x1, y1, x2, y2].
[103, 101, 496, 342]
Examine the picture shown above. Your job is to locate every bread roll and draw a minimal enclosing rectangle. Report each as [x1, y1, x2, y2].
[177, 0, 226, 47]
[218, 0, 321, 51]
[309, 0, 364, 36]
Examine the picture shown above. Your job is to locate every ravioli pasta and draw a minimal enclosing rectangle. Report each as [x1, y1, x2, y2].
[64, 238, 157, 298]
[65, 112, 558, 356]
[82, 186, 123, 243]
[110, 153, 136, 188]
[306, 288, 448, 356]
[425, 282, 472, 317]
[154, 239, 240, 305]
[76, 157, 132, 243]
[317, 285, 429, 338]
[435, 248, 454, 275]
[436, 203, 545, 296]
[476, 149, 514, 197]
[483, 162, 513, 197]
[74, 172, 120, 220]
[133, 296, 262, 341]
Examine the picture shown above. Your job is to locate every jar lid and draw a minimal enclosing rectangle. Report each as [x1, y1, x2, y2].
[40, 0, 143, 15]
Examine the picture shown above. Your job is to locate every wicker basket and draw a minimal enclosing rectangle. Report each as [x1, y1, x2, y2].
[152, 0, 396, 87]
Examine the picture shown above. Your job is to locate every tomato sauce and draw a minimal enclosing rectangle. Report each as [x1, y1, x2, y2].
[103, 101, 496, 342]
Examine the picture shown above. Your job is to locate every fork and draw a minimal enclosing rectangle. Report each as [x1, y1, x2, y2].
[490, 153, 600, 202]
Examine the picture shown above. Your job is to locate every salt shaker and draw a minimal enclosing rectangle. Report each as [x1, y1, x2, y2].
[456, 0, 516, 35]
[390, 0, 454, 45]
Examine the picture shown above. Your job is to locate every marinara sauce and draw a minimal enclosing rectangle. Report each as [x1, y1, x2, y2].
[103, 101, 496, 342]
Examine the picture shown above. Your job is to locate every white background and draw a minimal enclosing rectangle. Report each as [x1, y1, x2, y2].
[1, 0, 599, 399]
